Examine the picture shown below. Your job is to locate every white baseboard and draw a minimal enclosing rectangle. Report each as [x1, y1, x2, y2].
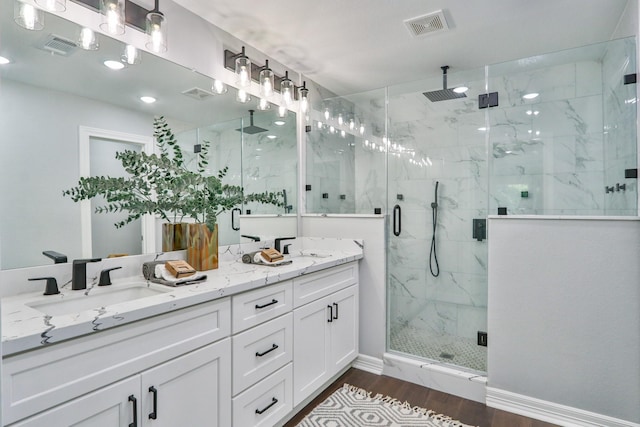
[352, 354, 384, 375]
[486, 387, 640, 427]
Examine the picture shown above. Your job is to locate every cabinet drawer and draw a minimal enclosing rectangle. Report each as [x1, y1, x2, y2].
[232, 281, 293, 334]
[293, 262, 358, 308]
[232, 313, 292, 395]
[2, 298, 231, 425]
[233, 363, 292, 427]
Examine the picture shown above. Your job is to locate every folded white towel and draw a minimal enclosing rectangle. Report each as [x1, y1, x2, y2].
[154, 264, 206, 283]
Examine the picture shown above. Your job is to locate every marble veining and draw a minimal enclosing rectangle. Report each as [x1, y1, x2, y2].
[1, 237, 363, 356]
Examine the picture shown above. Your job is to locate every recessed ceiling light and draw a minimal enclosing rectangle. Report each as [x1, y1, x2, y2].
[453, 86, 469, 94]
[266, 135, 277, 139]
[104, 60, 125, 70]
[274, 120, 286, 126]
[523, 92, 539, 100]
[140, 96, 156, 104]
[478, 127, 487, 131]
[0, 56, 11, 65]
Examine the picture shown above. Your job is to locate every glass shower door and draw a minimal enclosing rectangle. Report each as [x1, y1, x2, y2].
[386, 67, 489, 373]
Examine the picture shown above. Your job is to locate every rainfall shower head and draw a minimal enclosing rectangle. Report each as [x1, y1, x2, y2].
[236, 110, 268, 134]
[423, 66, 467, 102]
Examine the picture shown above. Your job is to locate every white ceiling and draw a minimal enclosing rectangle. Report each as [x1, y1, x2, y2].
[173, 0, 633, 95]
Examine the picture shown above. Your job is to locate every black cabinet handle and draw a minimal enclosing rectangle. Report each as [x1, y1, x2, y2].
[231, 208, 241, 231]
[148, 386, 158, 420]
[128, 395, 137, 427]
[256, 343, 279, 357]
[255, 299, 278, 309]
[327, 305, 333, 323]
[393, 204, 401, 236]
[255, 397, 278, 415]
[333, 302, 339, 320]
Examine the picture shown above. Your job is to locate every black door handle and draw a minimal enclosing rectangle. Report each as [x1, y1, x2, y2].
[231, 208, 241, 231]
[333, 302, 339, 320]
[256, 343, 279, 357]
[327, 305, 333, 322]
[393, 204, 401, 236]
[128, 395, 137, 427]
[255, 299, 278, 309]
[255, 397, 278, 415]
[148, 386, 158, 420]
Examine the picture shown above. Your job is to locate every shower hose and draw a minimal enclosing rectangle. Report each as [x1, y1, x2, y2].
[430, 181, 440, 277]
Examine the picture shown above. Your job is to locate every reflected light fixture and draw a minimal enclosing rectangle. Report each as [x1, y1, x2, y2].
[277, 105, 287, 118]
[100, 0, 125, 35]
[523, 92, 539, 100]
[237, 89, 250, 103]
[274, 120, 286, 126]
[104, 59, 125, 70]
[140, 96, 156, 103]
[212, 79, 227, 95]
[35, 0, 65, 12]
[259, 60, 274, 98]
[146, 0, 167, 53]
[78, 27, 99, 50]
[453, 86, 469, 94]
[235, 46, 251, 88]
[280, 71, 294, 107]
[300, 89, 309, 111]
[14, 1, 44, 31]
[0, 56, 11, 65]
[122, 44, 141, 65]
[257, 98, 270, 111]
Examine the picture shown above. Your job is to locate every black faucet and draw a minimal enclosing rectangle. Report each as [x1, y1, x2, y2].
[241, 234, 261, 242]
[274, 237, 296, 253]
[72, 258, 101, 290]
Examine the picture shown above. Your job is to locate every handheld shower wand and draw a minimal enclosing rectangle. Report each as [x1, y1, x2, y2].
[429, 181, 440, 277]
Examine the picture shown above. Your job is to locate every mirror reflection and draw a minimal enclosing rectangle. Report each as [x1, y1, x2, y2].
[0, 3, 297, 270]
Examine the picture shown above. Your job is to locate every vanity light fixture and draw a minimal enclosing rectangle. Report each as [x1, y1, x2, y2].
[299, 81, 309, 113]
[78, 27, 99, 50]
[280, 71, 294, 107]
[14, 0, 44, 31]
[100, 0, 125, 35]
[104, 59, 125, 70]
[35, 0, 65, 12]
[121, 44, 141, 65]
[259, 59, 275, 97]
[267, 135, 277, 140]
[140, 96, 156, 103]
[234, 46, 252, 88]
[0, 56, 11, 65]
[212, 79, 227, 95]
[146, 0, 167, 53]
[523, 92, 539, 100]
[359, 123, 365, 135]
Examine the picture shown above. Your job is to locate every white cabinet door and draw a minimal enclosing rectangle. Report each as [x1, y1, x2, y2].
[140, 338, 232, 427]
[292, 294, 332, 406]
[329, 285, 359, 373]
[11, 376, 139, 427]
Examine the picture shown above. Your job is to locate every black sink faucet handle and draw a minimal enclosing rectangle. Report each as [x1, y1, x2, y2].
[99, 266, 122, 286]
[274, 237, 296, 252]
[283, 244, 292, 255]
[29, 277, 60, 295]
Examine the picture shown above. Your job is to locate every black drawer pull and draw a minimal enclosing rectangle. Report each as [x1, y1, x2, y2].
[128, 395, 137, 427]
[255, 299, 278, 309]
[255, 397, 278, 415]
[333, 302, 339, 320]
[327, 305, 333, 322]
[148, 386, 158, 420]
[256, 343, 279, 357]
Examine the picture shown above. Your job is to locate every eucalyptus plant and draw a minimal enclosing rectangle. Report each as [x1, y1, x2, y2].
[64, 116, 283, 231]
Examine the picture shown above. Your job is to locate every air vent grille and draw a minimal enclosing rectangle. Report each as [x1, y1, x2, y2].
[38, 34, 78, 56]
[404, 10, 449, 37]
[181, 87, 215, 100]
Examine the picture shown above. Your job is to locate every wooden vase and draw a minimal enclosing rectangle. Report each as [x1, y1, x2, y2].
[187, 223, 218, 271]
[162, 223, 188, 252]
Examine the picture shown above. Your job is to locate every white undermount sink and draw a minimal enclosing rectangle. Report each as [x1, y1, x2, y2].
[26, 283, 170, 316]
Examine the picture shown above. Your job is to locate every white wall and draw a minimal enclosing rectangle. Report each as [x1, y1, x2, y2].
[487, 216, 640, 424]
[301, 215, 386, 360]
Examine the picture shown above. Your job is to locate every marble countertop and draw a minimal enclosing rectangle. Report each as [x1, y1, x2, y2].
[2, 240, 363, 356]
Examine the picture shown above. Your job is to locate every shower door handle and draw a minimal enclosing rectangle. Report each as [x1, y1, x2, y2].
[231, 208, 241, 231]
[393, 204, 401, 236]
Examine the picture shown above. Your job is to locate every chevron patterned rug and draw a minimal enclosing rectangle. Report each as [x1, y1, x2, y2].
[296, 383, 474, 427]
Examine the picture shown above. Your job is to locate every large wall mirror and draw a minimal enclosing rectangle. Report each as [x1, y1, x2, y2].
[0, 2, 297, 270]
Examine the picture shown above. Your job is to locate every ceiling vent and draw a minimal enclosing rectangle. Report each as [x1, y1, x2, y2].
[404, 10, 449, 37]
[37, 34, 78, 56]
[181, 87, 215, 101]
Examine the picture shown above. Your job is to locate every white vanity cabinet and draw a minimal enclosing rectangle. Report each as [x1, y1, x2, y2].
[292, 263, 359, 406]
[3, 298, 231, 426]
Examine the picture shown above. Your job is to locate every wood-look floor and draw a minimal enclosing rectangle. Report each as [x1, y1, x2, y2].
[284, 368, 558, 427]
